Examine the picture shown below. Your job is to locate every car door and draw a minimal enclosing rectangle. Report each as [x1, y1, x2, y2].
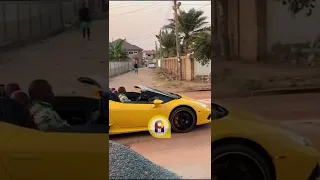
[1, 125, 108, 180]
[110, 100, 168, 128]
[0, 123, 17, 180]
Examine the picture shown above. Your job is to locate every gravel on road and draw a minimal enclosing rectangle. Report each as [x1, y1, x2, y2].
[109, 140, 181, 179]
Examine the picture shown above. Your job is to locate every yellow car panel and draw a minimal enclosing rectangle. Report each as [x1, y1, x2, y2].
[0, 123, 108, 180]
[109, 89, 211, 135]
[212, 103, 320, 180]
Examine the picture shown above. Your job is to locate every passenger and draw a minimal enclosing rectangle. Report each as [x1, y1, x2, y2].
[10, 90, 30, 106]
[28, 79, 70, 131]
[118, 86, 130, 102]
[111, 88, 118, 96]
[5, 83, 21, 97]
[10, 91, 38, 130]
[112, 90, 119, 96]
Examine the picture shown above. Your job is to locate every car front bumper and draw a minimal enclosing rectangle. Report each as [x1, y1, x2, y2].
[273, 152, 320, 180]
[196, 110, 211, 125]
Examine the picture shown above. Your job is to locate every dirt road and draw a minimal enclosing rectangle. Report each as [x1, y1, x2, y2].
[109, 68, 211, 179]
[0, 20, 108, 95]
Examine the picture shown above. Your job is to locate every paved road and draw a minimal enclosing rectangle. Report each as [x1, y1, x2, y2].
[109, 68, 211, 179]
[0, 20, 108, 96]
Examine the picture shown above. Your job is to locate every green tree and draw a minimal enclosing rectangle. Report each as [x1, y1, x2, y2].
[156, 30, 177, 58]
[163, 8, 209, 55]
[279, 0, 316, 16]
[192, 30, 211, 66]
[109, 39, 128, 61]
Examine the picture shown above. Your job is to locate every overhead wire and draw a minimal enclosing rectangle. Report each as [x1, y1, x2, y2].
[130, 2, 172, 48]
[109, 2, 156, 10]
[109, 2, 164, 19]
[123, 2, 172, 48]
[160, 2, 212, 27]
[110, 2, 209, 49]
[109, 2, 127, 6]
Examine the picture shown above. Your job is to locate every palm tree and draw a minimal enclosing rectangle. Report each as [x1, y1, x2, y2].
[163, 8, 209, 55]
[156, 30, 178, 58]
[109, 39, 128, 61]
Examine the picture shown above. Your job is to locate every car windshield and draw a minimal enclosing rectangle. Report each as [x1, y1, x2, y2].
[147, 88, 180, 99]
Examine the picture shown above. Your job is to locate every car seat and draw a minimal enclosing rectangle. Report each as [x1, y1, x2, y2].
[0, 97, 38, 130]
[109, 92, 120, 102]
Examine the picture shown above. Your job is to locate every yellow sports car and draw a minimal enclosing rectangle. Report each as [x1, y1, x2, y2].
[109, 85, 211, 135]
[212, 102, 320, 180]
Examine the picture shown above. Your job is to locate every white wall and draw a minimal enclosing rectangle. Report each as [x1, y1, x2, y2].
[194, 60, 211, 76]
[267, 0, 320, 50]
[157, 59, 161, 67]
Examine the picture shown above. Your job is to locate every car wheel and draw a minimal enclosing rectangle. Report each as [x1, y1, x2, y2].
[169, 107, 196, 133]
[212, 144, 273, 180]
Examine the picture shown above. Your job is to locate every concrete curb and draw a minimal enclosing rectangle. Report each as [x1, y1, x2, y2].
[250, 87, 320, 97]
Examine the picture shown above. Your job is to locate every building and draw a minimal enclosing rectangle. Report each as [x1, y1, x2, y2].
[110, 39, 143, 63]
[213, 0, 320, 61]
[143, 50, 156, 60]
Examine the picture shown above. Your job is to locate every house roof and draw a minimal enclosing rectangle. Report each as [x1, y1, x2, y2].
[143, 50, 156, 55]
[110, 39, 143, 51]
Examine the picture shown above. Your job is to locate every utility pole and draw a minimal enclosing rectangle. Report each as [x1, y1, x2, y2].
[173, 0, 182, 80]
[155, 41, 158, 59]
[159, 30, 162, 68]
[159, 30, 162, 61]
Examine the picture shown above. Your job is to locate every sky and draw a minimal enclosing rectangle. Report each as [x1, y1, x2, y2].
[109, 1, 211, 50]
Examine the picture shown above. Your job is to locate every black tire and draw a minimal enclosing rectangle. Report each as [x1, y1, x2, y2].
[169, 107, 196, 133]
[212, 144, 273, 180]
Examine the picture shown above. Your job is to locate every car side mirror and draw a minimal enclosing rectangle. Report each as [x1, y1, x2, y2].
[153, 99, 163, 106]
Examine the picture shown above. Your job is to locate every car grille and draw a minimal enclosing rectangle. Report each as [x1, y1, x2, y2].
[207, 114, 211, 120]
[308, 163, 320, 180]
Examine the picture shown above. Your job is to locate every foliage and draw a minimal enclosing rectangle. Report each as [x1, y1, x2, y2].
[109, 39, 128, 61]
[278, 0, 316, 16]
[163, 8, 209, 55]
[192, 31, 211, 66]
[156, 30, 177, 58]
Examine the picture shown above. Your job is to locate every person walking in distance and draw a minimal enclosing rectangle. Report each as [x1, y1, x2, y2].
[134, 61, 139, 74]
[79, 2, 91, 40]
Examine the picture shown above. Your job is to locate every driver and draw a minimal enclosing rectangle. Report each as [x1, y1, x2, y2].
[118, 86, 130, 102]
[28, 79, 70, 131]
[5, 83, 21, 97]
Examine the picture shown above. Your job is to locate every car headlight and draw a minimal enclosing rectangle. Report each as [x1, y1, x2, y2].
[289, 134, 312, 147]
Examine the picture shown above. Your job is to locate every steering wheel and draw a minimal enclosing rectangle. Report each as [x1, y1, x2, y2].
[86, 91, 107, 125]
[86, 110, 100, 125]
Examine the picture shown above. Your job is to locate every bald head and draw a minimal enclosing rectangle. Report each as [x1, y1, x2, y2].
[6, 83, 21, 97]
[28, 79, 54, 102]
[10, 90, 29, 105]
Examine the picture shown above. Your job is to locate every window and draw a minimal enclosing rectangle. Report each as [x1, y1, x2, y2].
[129, 52, 133, 54]
[133, 51, 138, 54]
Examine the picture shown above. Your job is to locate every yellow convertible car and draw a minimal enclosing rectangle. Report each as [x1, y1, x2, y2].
[212, 102, 320, 180]
[109, 85, 211, 135]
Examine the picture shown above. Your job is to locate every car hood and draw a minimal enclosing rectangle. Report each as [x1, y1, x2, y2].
[178, 94, 197, 101]
[218, 102, 299, 132]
